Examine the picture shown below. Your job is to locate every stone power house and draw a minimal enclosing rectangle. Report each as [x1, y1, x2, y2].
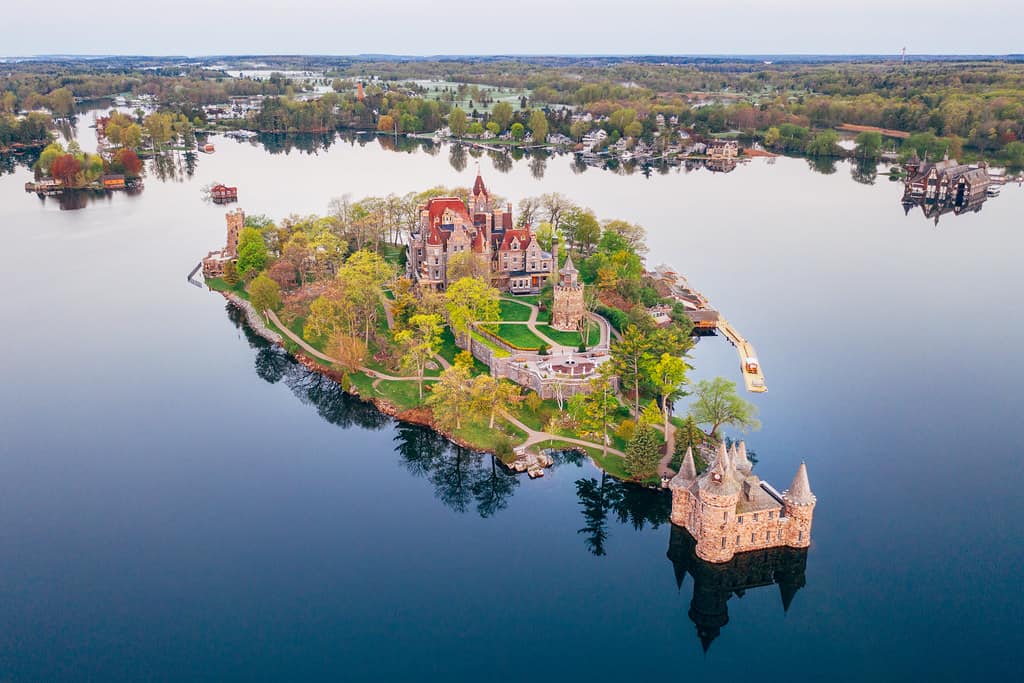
[670, 442, 815, 563]
[406, 171, 554, 293]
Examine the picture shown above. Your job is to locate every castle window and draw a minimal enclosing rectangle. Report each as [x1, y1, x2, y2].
[751, 533, 755, 543]
[768, 511, 774, 519]
[735, 535, 740, 546]
[737, 516, 743, 524]
[722, 511, 727, 522]
[798, 531, 804, 542]
[721, 538, 726, 549]
[753, 513, 759, 521]
[766, 531, 771, 541]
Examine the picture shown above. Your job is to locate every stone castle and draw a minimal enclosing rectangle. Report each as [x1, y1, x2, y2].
[202, 208, 245, 278]
[551, 251, 585, 331]
[670, 442, 815, 563]
[406, 170, 555, 294]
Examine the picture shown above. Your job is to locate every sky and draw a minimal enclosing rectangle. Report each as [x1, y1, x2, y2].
[5, 0, 1022, 57]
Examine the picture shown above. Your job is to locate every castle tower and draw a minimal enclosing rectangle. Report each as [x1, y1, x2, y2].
[472, 167, 490, 214]
[356, 81, 365, 102]
[782, 462, 816, 549]
[224, 208, 244, 258]
[693, 444, 740, 563]
[551, 253, 585, 332]
[669, 447, 698, 526]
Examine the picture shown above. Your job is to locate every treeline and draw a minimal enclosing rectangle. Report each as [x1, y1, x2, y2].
[0, 112, 51, 149]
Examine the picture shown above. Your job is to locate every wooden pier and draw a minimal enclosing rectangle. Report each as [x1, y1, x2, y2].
[717, 319, 767, 393]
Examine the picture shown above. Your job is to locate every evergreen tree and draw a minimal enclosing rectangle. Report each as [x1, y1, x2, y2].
[624, 425, 661, 480]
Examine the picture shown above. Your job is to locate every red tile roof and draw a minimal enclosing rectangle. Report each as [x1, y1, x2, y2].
[426, 197, 471, 229]
[499, 229, 532, 251]
[473, 172, 488, 197]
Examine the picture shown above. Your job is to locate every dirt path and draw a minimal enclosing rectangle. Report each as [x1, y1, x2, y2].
[503, 411, 626, 458]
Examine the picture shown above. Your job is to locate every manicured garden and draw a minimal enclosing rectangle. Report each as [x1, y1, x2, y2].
[535, 321, 601, 348]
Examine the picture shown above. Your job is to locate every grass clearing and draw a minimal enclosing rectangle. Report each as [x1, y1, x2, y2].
[494, 324, 544, 350]
[496, 299, 532, 321]
[535, 321, 601, 347]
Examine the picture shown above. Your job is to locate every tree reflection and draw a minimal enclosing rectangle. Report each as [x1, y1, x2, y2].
[850, 158, 878, 185]
[575, 468, 671, 556]
[394, 425, 519, 516]
[807, 156, 837, 175]
[529, 153, 547, 179]
[449, 144, 468, 172]
[490, 150, 512, 174]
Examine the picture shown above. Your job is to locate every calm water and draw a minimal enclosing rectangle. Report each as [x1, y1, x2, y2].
[1, 116, 1022, 681]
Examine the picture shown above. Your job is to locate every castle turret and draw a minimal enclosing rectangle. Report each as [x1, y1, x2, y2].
[783, 462, 816, 548]
[693, 444, 740, 562]
[669, 447, 698, 526]
[551, 252, 585, 332]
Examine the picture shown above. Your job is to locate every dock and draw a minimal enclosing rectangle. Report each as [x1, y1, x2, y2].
[717, 319, 767, 393]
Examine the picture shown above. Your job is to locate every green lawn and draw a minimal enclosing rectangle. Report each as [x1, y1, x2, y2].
[381, 243, 407, 267]
[494, 324, 544, 350]
[205, 277, 248, 299]
[374, 378, 430, 410]
[513, 398, 562, 431]
[496, 299, 532, 322]
[508, 294, 540, 306]
[453, 418, 529, 458]
[535, 322, 600, 347]
[533, 439, 631, 480]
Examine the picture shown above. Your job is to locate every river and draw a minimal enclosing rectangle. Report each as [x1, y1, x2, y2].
[1, 112, 1021, 681]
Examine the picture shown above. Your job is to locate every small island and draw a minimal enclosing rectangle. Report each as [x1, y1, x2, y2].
[197, 171, 814, 562]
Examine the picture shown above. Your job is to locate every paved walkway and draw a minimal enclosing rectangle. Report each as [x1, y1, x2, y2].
[500, 297, 612, 354]
[503, 411, 626, 458]
[266, 309, 424, 382]
[268, 308, 626, 466]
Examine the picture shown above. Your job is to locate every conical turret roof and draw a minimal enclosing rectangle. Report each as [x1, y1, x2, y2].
[784, 462, 815, 505]
[680, 447, 697, 480]
[699, 442, 739, 495]
[561, 251, 577, 274]
[734, 441, 752, 473]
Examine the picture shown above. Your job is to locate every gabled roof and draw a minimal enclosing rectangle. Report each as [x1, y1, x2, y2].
[499, 229, 532, 251]
[426, 197, 472, 228]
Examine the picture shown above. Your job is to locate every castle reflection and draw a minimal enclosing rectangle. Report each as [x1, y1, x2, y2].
[666, 524, 808, 652]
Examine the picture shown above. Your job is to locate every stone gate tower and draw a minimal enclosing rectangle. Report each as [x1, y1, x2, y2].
[551, 253, 585, 332]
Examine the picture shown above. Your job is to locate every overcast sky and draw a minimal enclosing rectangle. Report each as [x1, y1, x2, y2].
[6, 0, 1022, 56]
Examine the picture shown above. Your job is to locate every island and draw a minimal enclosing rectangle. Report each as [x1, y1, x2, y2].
[196, 170, 815, 562]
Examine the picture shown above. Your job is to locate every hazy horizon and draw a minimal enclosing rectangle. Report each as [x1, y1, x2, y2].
[5, 0, 1022, 57]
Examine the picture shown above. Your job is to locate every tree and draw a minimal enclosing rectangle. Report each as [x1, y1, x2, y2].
[491, 102, 513, 132]
[395, 313, 443, 400]
[528, 110, 548, 142]
[624, 424, 660, 480]
[50, 154, 80, 186]
[510, 122, 525, 140]
[448, 107, 468, 137]
[236, 227, 269, 280]
[113, 148, 143, 176]
[569, 373, 618, 457]
[651, 353, 689, 454]
[444, 276, 500, 337]
[561, 207, 601, 254]
[855, 130, 883, 159]
[377, 114, 395, 133]
[689, 377, 760, 438]
[763, 126, 781, 148]
[427, 365, 476, 431]
[331, 333, 368, 373]
[469, 375, 520, 429]
[249, 273, 282, 317]
[609, 324, 655, 417]
[805, 130, 841, 157]
[222, 261, 240, 286]
[446, 251, 490, 281]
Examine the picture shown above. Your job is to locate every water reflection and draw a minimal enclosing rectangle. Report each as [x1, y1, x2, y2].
[666, 524, 809, 653]
[394, 425, 519, 517]
[574, 469, 670, 556]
